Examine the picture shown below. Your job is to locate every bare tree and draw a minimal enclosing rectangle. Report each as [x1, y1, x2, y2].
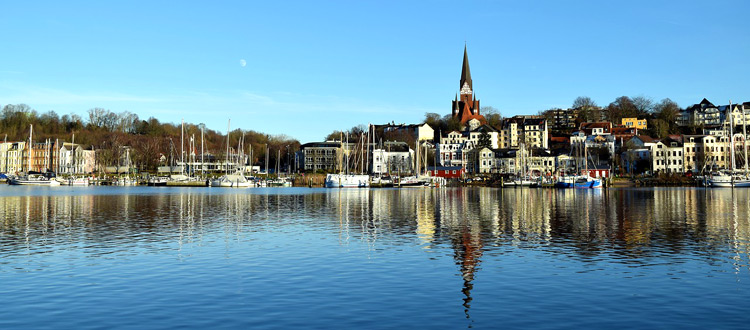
[605, 96, 638, 123]
[481, 106, 503, 128]
[632, 95, 654, 117]
[572, 96, 599, 123]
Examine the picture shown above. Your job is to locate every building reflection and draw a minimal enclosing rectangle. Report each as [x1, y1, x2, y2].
[2, 186, 750, 311]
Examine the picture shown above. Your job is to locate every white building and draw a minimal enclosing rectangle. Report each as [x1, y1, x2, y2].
[59, 143, 95, 174]
[651, 137, 684, 174]
[0, 142, 25, 174]
[371, 143, 414, 175]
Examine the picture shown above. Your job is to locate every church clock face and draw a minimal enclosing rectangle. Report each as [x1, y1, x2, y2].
[460, 82, 472, 95]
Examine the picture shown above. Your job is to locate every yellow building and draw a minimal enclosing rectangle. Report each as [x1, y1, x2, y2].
[621, 118, 648, 129]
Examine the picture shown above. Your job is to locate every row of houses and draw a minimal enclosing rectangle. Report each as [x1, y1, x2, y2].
[0, 141, 98, 174]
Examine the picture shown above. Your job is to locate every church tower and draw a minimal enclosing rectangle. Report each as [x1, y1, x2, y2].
[452, 45, 484, 127]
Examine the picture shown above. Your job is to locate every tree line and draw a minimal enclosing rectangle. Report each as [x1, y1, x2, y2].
[541, 95, 685, 138]
[0, 104, 300, 172]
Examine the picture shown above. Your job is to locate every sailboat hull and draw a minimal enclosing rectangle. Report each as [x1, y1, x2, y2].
[325, 174, 369, 188]
[574, 179, 602, 189]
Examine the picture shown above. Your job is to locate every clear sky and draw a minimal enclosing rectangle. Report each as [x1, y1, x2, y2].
[1, 1, 748, 143]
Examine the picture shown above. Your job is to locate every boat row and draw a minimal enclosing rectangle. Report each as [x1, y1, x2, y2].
[501, 175, 603, 189]
[324, 174, 446, 188]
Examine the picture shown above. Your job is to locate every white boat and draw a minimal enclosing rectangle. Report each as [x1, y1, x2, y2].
[147, 176, 168, 186]
[114, 177, 138, 186]
[9, 174, 61, 186]
[325, 174, 369, 188]
[211, 173, 251, 187]
[709, 172, 750, 187]
[504, 176, 537, 187]
[59, 177, 90, 186]
[395, 176, 429, 187]
[555, 176, 577, 188]
[268, 177, 292, 187]
[574, 176, 603, 189]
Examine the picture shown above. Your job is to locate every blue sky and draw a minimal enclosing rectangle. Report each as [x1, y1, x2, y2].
[1, 1, 748, 143]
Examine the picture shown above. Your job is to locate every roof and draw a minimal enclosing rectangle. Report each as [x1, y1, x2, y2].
[457, 103, 486, 126]
[472, 124, 498, 133]
[612, 127, 637, 135]
[660, 137, 683, 147]
[301, 142, 341, 149]
[501, 116, 547, 128]
[579, 122, 612, 130]
[550, 136, 569, 144]
[634, 135, 656, 143]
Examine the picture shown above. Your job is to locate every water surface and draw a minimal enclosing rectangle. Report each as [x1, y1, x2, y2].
[1, 186, 749, 329]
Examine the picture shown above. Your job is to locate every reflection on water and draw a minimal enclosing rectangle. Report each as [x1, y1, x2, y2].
[1, 186, 750, 328]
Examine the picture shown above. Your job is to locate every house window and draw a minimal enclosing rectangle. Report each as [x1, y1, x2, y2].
[452, 170, 456, 174]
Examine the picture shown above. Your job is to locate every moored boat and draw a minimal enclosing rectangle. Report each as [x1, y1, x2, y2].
[555, 176, 578, 188]
[574, 176, 603, 189]
[211, 173, 251, 187]
[9, 174, 61, 186]
[325, 174, 369, 188]
[59, 177, 90, 186]
[709, 171, 750, 187]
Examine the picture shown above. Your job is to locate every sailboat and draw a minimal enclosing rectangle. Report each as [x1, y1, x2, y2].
[325, 132, 369, 188]
[574, 137, 602, 189]
[710, 101, 750, 187]
[503, 143, 536, 187]
[211, 120, 250, 188]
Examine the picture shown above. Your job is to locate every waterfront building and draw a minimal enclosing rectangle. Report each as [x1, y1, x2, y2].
[621, 118, 648, 130]
[651, 137, 684, 174]
[527, 149, 556, 176]
[0, 142, 25, 174]
[555, 153, 576, 175]
[58, 143, 95, 174]
[472, 147, 496, 174]
[450, 45, 485, 130]
[371, 142, 414, 175]
[474, 147, 556, 175]
[498, 116, 548, 149]
[299, 141, 343, 172]
[621, 147, 651, 174]
[26, 140, 59, 173]
[426, 166, 464, 179]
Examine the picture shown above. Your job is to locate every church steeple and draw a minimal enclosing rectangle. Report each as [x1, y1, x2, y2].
[460, 45, 472, 93]
[451, 44, 485, 129]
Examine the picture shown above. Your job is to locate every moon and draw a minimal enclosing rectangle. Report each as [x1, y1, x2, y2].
[240, 59, 247, 67]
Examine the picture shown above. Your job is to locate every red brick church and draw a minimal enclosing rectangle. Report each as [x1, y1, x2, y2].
[451, 45, 486, 128]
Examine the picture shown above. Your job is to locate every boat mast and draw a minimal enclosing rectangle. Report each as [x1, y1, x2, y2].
[743, 103, 748, 176]
[729, 101, 735, 173]
[201, 125, 204, 177]
[192, 134, 196, 177]
[226, 119, 230, 175]
[181, 119, 185, 175]
[28, 124, 32, 173]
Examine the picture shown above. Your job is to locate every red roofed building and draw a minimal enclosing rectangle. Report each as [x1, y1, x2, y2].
[451, 45, 486, 129]
[579, 122, 613, 135]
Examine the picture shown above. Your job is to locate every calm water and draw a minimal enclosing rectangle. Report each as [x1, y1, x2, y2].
[1, 186, 749, 329]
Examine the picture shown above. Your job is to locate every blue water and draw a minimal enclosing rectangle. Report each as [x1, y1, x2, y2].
[1, 186, 749, 329]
